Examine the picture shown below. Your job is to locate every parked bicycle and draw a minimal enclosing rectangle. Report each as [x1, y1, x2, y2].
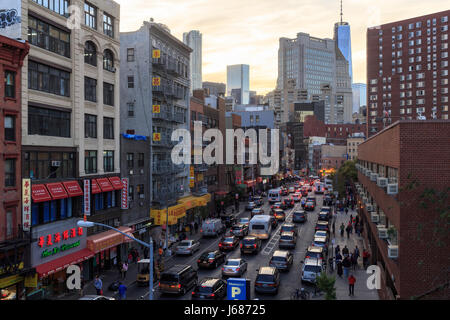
[290, 287, 310, 300]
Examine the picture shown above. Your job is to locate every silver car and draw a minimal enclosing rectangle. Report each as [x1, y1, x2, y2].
[222, 258, 248, 278]
[175, 240, 201, 256]
[78, 295, 115, 300]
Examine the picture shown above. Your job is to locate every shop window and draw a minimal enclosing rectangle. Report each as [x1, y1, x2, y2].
[95, 193, 104, 211]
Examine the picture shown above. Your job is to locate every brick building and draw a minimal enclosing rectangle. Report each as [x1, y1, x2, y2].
[355, 120, 450, 300]
[325, 123, 366, 145]
[0, 35, 30, 300]
[367, 10, 450, 137]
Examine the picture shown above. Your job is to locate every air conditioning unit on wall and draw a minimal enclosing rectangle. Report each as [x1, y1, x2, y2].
[371, 212, 380, 223]
[387, 183, 398, 195]
[366, 204, 373, 212]
[378, 227, 388, 239]
[377, 177, 388, 187]
[388, 245, 399, 258]
[370, 173, 379, 182]
[366, 170, 372, 177]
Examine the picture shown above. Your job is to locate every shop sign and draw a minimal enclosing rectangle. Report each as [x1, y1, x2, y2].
[0, 275, 23, 289]
[152, 77, 161, 86]
[41, 241, 81, 258]
[121, 178, 129, 209]
[22, 179, 31, 231]
[24, 274, 38, 288]
[153, 132, 161, 141]
[152, 49, 160, 59]
[152, 104, 161, 113]
[83, 179, 91, 215]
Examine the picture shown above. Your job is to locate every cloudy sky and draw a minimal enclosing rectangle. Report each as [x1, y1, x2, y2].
[116, 0, 449, 94]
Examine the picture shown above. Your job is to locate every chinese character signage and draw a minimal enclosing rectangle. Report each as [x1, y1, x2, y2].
[0, 0, 22, 39]
[152, 49, 160, 59]
[121, 178, 129, 209]
[22, 179, 31, 231]
[153, 132, 161, 141]
[152, 77, 161, 86]
[83, 179, 91, 215]
[152, 104, 161, 113]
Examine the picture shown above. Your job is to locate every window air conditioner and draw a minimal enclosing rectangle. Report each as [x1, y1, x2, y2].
[370, 173, 379, 181]
[366, 204, 373, 212]
[371, 212, 380, 223]
[378, 227, 388, 239]
[388, 245, 399, 258]
[387, 183, 398, 195]
[377, 177, 388, 187]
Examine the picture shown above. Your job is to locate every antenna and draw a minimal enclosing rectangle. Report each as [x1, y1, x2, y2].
[340, 0, 343, 23]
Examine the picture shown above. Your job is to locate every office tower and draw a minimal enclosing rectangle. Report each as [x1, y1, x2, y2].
[367, 10, 450, 136]
[183, 30, 202, 92]
[202, 81, 226, 96]
[352, 83, 367, 113]
[334, 0, 353, 82]
[227, 64, 250, 104]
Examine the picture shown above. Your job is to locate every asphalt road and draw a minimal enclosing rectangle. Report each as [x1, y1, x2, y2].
[126, 182, 328, 300]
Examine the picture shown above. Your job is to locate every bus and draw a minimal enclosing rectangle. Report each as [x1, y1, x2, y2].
[268, 188, 281, 204]
[249, 215, 272, 239]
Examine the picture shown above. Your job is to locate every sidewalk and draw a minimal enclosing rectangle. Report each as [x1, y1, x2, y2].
[328, 208, 379, 300]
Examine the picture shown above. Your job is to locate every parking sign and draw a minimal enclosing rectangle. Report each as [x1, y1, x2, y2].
[227, 278, 249, 300]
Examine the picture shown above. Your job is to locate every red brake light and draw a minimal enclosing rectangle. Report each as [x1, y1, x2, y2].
[197, 259, 201, 263]
[253, 244, 257, 248]
[236, 268, 240, 271]
[211, 293, 215, 297]
[192, 292, 195, 295]
[219, 243, 222, 247]
[222, 267, 224, 270]
[306, 255, 310, 258]
[240, 243, 243, 248]
[177, 284, 181, 288]
[200, 229, 203, 233]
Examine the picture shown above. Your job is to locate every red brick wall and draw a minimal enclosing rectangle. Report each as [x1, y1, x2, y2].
[303, 115, 326, 137]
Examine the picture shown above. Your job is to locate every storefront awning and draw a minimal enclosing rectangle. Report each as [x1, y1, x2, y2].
[31, 184, 52, 203]
[91, 179, 101, 194]
[244, 180, 256, 188]
[215, 191, 228, 196]
[46, 182, 68, 200]
[63, 181, 83, 197]
[86, 226, 132, 253]
[108, 177, 123, 190]
[96, 178, 114, 192]
[35, 248, 94, 279]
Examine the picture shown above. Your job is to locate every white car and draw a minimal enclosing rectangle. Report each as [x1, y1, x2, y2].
[314, 230, 328, 238]
[222, 258, 248, 278]
[239, 217, 250, 226]
[301, 258, 324, 284]
[78, 295, 115, 300]
[175, 240, 201, 255]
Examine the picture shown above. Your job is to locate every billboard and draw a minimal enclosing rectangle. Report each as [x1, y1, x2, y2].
[0, 0, 22, 39]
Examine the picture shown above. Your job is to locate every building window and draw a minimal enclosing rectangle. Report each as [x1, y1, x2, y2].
[28, 106, 70, 137]
[85, 151, 97, 174]
[32, 0, 69, 17]
[4, 70, 15, 98]
[28, 61, 70, 97]
[84, 41, 97, 66]
[84, 114, 97, 138]
[127, 76, 134, 88]
[28, 16, 70, 58]
[5, 159, 15, 187]
[138, 153, 144, 167]
[103, 82, 114, 106]
[129, 185, 134, 201]
[84, 2, 97, 29]
[103, 49, 114, 72]
[103, 117, 114, 139]
[127, 102, 135, 117]
[103, 13, 114, 38]
[127, 153, 134, 168]
[4, 116, 15, 141]
[85, 77, 97, 102]
[23, 151, 75, 179]
[103, 151, 114, 172]
[137, 184, 144, 199]
[127, 48, 135, 62]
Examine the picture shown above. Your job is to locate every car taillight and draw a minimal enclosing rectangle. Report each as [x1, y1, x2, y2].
[253, 244, 257, 248]
[306, 255, 310, 258]
[236, 268, 240, 271]
[200, 229, 203, 233]
[208, 259, 214, 262]
[178, 284, 181, 288]
[219, 243, 222, 247]
[192, 292, 195, 295]
[240, 243, 243, 248]
[211, 293, 215, 297]
[222, 267, 224, 271]
[197, 259, 201, 263]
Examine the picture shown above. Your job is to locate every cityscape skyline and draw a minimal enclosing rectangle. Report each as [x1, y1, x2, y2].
[116, 0, 447, 94]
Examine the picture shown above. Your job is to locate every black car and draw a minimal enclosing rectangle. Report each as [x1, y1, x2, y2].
[191, 278, 227, 300]
[282, 198, 295, 208]
[323, 196, 333, 206]
[269, 216, 278, 229]
[245, 202, 256, 211]
[230, 223, 249, 238]
[240, 236, 262, 254]
[254, 267, 280, 294]
[197, 250, 226, 269]
[220, 214, 237, 227]
[318, 211, 330, 221]
[159, 265, 198, 295]
[219, 235, 240, 251]
[292, 210, 307, 223]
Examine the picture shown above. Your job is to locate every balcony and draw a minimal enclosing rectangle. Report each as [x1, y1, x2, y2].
[152, 56, 166, 69]
[152, 105, 172, 121]
[172, 163, 186, 173]
[151, 134, 174, 148]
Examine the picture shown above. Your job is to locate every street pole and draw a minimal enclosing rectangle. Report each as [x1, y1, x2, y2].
[164, 206, 169, 256]
[149, 236, 153, 300]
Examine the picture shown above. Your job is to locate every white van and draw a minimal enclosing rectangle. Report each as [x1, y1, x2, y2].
[249, 215, 272, 239]
[201, 219, 224, 237]
[268, 188, 281, 204]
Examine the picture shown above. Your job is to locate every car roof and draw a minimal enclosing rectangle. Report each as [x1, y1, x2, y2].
[281, 231, 295, 237]
[317, 221, 329, 225]
[314, 236, 327, 241]
[304, 258, 323, 266]
[307, 246, 323, 252]
[322, 206, 331, 209]
[258, 266, 276, 274]
[282, 223, 295, 228]
[273, 250, 289, 257]
[199, 277, 221, 287]
[273, 208, 284, 212]
[225, 258, 242, 263]
[294, 210, 305, 214]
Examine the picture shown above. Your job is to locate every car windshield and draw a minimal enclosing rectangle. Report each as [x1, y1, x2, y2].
[178, 241, 191, 247]
[307, 251, 320, 258]
[243, 238, 255, 244]
[294, 212, 304, 216]
[282, 226, 293, 232]
[224, 237, 234, 242]
[225, 260, 240, 266]
[197, 286, 213, 293]
[256, 274, 275, 282]
[304, 265, 322, 273]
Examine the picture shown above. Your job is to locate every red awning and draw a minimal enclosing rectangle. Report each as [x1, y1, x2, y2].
[108, 177, 123, 190]
[244, 180, 256, 188]
[91, 180, 101, 194]
[31, 184, 52, 203]
[63, 181, 83, 197]
[45, 182, 68, 200]
[35, 248, 94, 279]
[215, 191, 228, 196]
[97, 178, 114, 192]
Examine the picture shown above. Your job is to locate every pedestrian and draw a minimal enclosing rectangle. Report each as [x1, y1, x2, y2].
[94, 275, 103, 296]
[144, 247, 149, 259]
[336, 260, 343, 278]
[362, 249, 371, 269]
[194, 221, 199, 233]
[335, 252, 342, 264]
[118, 282, 127, 300]
[342, 256, 351, 278]
[128, 252, 133, 264]
[335, 244, 341, 257]
[121, 261, 128, 279]
[355, 215, 360, 225]
[342, 245, 349, 257]
[348, 274, 356, 296]
[351, 253, 358, 270]
[354, 246, 360, 260]
[340, 223, 345, 238]
[346, 224, 351, 239]
[332, 221, 336, 235]
[345, 207, 348, 215]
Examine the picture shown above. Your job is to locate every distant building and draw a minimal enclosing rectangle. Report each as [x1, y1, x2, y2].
[320, 144, 347, 169]
[346, 134, 365, 160]
[291, 101, 325, 123]
[227, 64, 250, 104]
[183, 30, 202, 91]
[202, 81, 226, 97]
[352, 83, 367, 113]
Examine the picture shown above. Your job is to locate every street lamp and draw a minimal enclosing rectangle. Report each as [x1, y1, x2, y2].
[77, 219, 154, 300]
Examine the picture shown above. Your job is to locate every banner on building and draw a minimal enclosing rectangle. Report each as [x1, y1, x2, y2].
[121, 178, 129, 209]
[152, 49, 160, 59]
[83, 180, 91, 216]
[152, 77, 161, 86]
[0, 0, 22, 39]
[153, 132, 161, 141]
[22, 179, 31, 231]
[152, 104, 160, 113]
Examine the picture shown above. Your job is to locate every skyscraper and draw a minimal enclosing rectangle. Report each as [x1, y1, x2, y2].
[334, 1, 353, 82]
[227, 64, 250, 104]
[352, 83, 367, 113]
[183, 30, 202, 92]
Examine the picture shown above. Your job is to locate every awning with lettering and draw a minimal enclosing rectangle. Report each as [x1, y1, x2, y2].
[108, 177, 123, 190]
[46, 182, 68, 200]
[91, 179, 101, 194]
[31, 184, 52, 203]
[35, 248, 94, 279]
[62, 181, 83, 197]
[96, 178, 114, 192]
[86, 226, 132, 253]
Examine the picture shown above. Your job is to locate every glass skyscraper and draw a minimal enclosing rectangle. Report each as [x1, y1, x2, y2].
[227, 64, 250, 104]
[334, 22, 353, 83]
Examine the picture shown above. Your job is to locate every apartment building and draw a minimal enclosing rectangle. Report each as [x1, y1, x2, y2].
[367, 10, 450, 136]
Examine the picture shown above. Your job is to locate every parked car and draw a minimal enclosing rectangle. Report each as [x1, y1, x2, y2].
[314, 230, 328, 238]
[305, 245, 325, 260]
[315, 221, 330, 233]
[240, 236, 262, 254]
[301, 258, 324, 284]
[304, 201, 315, 211]
[201, 219, 225, 238]
[278, 231, 297, 249]
[292, 210, 307, 223]
[222, 258, 248, 278]
[197, 250, 226, 269]
[160, 265, 198, 295]
[191, 278, 226, 300]
[246, 201, 256, 211]
[279, 223, 298, 236]
[175, 240, 201, 256]
[272, 209, 286, 222]
[312, 235, 328, 254]
[251, 207, 265, 218]
[219, 235, 240, 251]
[318, 211, 330, 221]
[230, 223, 249, 238]
[269, 250, 294, 271]
[254, 267, 280, 294]
[321, 206, 333, 218]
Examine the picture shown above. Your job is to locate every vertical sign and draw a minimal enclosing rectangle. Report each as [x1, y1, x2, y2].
[121, 178, 129, 209]
[189, 165, 195, 188]
[83, 180, 90, 216]
[0, 0, 22, 39]
[22, 179, 31, 231]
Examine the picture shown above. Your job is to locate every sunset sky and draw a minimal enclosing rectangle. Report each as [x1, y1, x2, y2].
[116, 0, 449, 95]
